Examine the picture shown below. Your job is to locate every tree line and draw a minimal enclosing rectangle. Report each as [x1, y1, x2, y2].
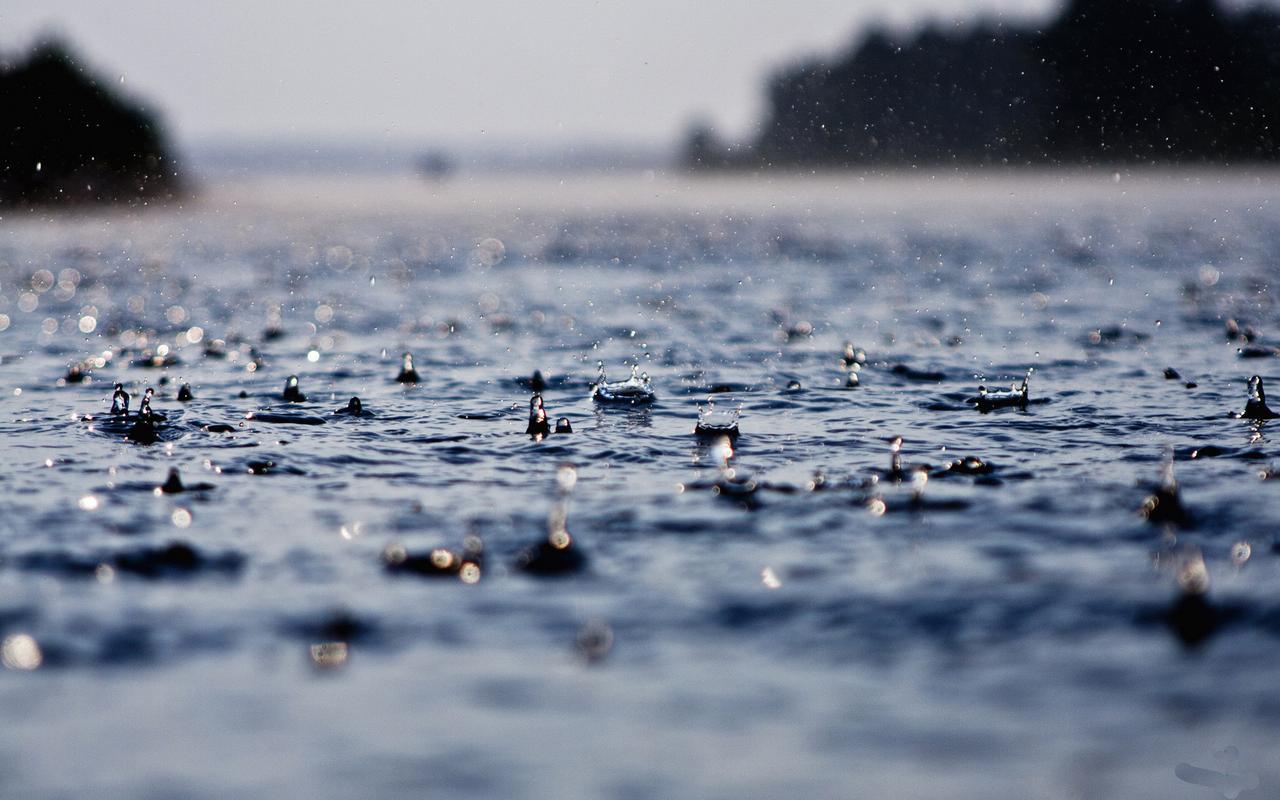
[685, 0, 1280, 168]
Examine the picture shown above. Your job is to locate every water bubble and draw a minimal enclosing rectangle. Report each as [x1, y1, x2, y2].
[30, 270, 54, 293]
[18, 293, 37, 313]
[324, 245, 354, 270]
[171, 508, 192, 528]
[78, 316, 97, 334]
[1, 634, 42, 670]
[472, 237, 506, 268]
[575, 620, 614, 663]
[185, 326, 204, 344]
[314, 304, 334, 324]
[309, 642, 349, 669]
[1231, 541, 1251, 566]
[382, 543, 408, 565]
[459, 562, 481, 584]
[430, 549, 455, 570]
[165, 305, 187, 325]
[307, 350, 320, 363]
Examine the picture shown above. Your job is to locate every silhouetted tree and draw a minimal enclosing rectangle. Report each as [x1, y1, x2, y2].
[683, 121, 736, 169]
[689, 0, 1280, 168]
[0, 39, 182, 205]
[1039, 0, 1279, 162]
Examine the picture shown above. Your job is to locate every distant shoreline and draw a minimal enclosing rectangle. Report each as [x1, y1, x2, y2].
[4, 164, 1273, 225]
[685, 0, 1280, 171]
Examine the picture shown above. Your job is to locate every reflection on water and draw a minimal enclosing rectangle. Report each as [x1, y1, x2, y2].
[1, 172, 1280, 798]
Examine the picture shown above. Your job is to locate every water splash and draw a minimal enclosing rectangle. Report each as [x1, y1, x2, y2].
[842, 341, 867, 368]
[972, 368, 1032, 412]
[64, 362, 86, 384]
[282, 375, 306, 402]
[591, 361, 655, 405]
[694, 395, 740, 438]
[334, 397, 373, 417]
[1139, 448, 1190, 526]
[526, 393, 550, 438]
[396, 352, 420, 384]
[515, 464, 587, 575]
[888, 435, 905, 481]
[159, 468, 186, 494]
[155, 467, 214, 495]
[110, 383, 129, 415]
[90, 383, 171, 444]
[1237, 375, 1279, 420]
[702, 435, 759, 508]
[382, 536, 483, 583]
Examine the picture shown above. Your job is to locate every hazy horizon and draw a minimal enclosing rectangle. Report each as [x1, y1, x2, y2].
[3, 0, 1065, 149]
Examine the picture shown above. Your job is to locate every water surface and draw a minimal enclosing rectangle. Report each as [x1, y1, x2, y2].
[1, 171, 1278, 799]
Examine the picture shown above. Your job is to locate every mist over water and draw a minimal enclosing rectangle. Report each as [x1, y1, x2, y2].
[1, 171, 1279, 798]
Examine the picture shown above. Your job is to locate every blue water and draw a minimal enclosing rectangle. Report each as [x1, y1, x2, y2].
[1, 171, 1278, 798]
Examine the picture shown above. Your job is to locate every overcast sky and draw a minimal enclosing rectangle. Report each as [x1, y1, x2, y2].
[3, 1, 1060, 147]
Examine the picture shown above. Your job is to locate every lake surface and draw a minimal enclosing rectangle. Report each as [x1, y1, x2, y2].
[1, 170, 1278, 799]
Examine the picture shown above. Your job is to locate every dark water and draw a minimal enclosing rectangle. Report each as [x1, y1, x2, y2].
[1, 172, 1279, 799]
